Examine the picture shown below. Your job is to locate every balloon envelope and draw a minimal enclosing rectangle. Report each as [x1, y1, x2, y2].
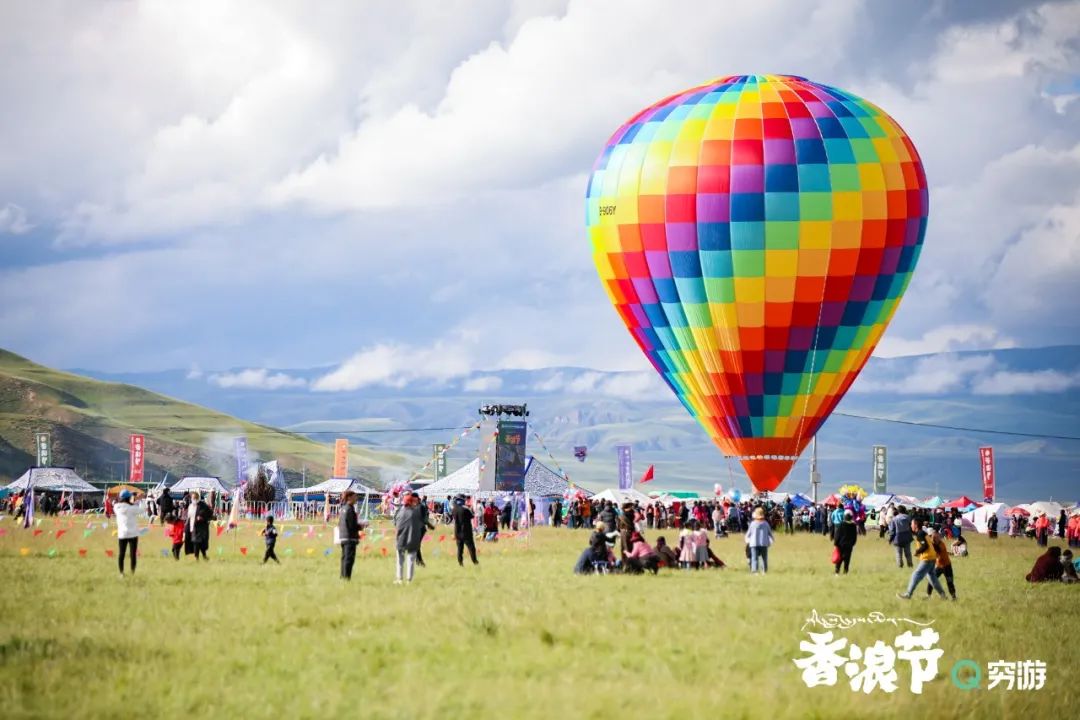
[586, 75, 927, 491]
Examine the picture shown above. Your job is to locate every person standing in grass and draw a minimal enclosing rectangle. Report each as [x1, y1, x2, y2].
[745, 507, 774, 574]
[184, 492, 213, 561]
[896, 520, 948, 600]
[394, 493, 426, 584]
[114, 489, 141, 578]
[165, 513, 184, 560]
[1034, 512, 1051, 547]
[452, 495, 479, 566]
[261, 515, 280, 565]
[338, 491, 361, 580]
[833, 509, 857, 575]
[888, 505, 914, 568]
[925, 527, 957, 599]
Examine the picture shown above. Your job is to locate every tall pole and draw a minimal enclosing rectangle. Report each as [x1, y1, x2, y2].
[810, 435, 821, 504]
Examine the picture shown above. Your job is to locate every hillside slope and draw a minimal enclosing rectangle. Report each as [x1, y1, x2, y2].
[0, 350, 403, 486]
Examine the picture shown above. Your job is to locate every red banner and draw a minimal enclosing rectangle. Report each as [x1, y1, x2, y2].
[129, 434, 145, 483]
[333, 438, 349, 478]
[979, 446, 994, 501]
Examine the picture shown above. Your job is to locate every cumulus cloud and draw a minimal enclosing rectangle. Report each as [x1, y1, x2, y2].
[536, 370, 668, 400]
[875, 325, 1017, 358]
[0, 203, 32, 234]
[972, 369, 1080, 395]
[312, 340, 474, 391]
[463, 375, 503, 392]
[208, 368, 306, 390]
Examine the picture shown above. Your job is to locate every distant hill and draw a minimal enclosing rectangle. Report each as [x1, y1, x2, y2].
[64, 346, 1080, 503]
[0, 349, 404, 487]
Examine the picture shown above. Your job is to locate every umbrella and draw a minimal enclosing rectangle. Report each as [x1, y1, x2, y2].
[1007, 506, 1030, 516]
[105, 484, 145, 498]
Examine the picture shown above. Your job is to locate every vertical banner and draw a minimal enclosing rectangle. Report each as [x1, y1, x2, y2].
[872, 445, 887, 494]
[34, 432, 51, 467]
[433, 444, 448, 480]
[234, 437, 249, 485]
[980, 446, 995, 502]
[129, 434, 145, 483]
[494, 420, 527, 492]
[333, 438, 349, 478]
[617, 445, 633, 490]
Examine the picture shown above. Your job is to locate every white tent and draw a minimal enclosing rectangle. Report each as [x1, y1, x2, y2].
[287, 477, 382, 497]
[962, 502, 1009, 534]
[421, 457, 582, 498]
[593, 488, 653, 505]
[170, 476, 229, 495]
[1027, 501, 1064, 519]
[862, 493, 895, 510]
[6, 467, 100, 493]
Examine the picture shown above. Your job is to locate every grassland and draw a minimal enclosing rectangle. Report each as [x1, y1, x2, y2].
[0, 516, 1076, 720]
[0, 349, 405, 484]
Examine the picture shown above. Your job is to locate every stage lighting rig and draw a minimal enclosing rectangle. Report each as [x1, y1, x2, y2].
[478, 403, 529, 418]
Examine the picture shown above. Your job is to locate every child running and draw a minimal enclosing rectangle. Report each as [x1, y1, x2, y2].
[165, 513, 184, 560]
[261, 515, 280, 564]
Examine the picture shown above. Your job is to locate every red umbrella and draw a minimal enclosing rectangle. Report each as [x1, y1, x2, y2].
[1008, 506, 1030, 516]
[942, 495, 977, 509]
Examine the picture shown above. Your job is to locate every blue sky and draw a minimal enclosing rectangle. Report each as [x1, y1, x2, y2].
[1, 0, 1078, 391]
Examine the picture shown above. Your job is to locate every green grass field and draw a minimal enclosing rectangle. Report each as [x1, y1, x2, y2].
[1, 516, 1076, 719]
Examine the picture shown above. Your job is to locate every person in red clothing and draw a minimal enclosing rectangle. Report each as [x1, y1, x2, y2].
[165, 513, 184, 560]
[482, 502, 499, 541]
[1033, 512, 1052, 547]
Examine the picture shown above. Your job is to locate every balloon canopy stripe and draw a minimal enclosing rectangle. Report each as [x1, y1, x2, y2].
[586, 75, 928, 491]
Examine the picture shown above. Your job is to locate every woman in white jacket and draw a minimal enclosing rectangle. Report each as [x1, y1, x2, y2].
[114, 490, 141, 577]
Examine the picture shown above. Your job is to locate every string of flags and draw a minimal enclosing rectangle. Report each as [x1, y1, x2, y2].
[409, 420, 483, 480]
[529, 429, 575, 488]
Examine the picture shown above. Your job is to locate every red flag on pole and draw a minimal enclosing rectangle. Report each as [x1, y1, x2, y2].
[639, 465, 655, 484]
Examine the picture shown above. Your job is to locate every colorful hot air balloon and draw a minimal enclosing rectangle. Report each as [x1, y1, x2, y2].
[585, 75, 927, 492]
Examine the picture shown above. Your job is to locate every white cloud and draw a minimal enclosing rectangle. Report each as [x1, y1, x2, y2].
[538, 370, 668, 400]
[854, 354, 997, 394]
[208, 368, 306, 390]
[875, 325, 1016, 358]
[312, 340, 474, 391]
[973, 369, 1080, 395]
[185, 364, 203, 380]
[463, 375, 503, 392]
[0, 203, 32, 234]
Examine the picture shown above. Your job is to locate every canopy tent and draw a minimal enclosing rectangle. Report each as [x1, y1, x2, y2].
[1027, 501, 1064, 518]
[419, 457, 583, 498]
[942, 495, 978, 509]
[962, 502, 1009, 534]
[169, 476, 229, 496]
[1007, 505, 1030, 516]
[660, 490, 702, 500]
[822, 494, 841, 506]
[862, 493, 895, 510]
[891, 495, 921, 508]
[764, 492, 814, 508]
[6, 467, 100, 493]
[592, 488, 653, 506]
[921, 496, 944, 509]
[287, 477, 382, 499]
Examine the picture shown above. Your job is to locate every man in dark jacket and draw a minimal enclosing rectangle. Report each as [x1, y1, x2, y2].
[183, 492, 214, 560]
[338, 491, 360, 580]
[157, 490, 174, 525]
[500, 501, 512, 530]
[888, 505, 914, 568]
[833, 510, 858, 574]
[599, 502, 617, 533]
[451, 496, 478, 566]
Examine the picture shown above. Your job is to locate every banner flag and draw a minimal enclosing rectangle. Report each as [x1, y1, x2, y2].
[23, 469, 35, 529]
[494, 421, 527, 492]
[872, 445, 887, 494]
[234, 437, 249, 485]
[979, 446, 995, 502]
[333, 439, 349, 478]
[129, 435, 145, 483]
[617, 445, 633, 490]
[432, 444, 448, 479]
[639, 464, 655, 484]
[34, 432, 51, 467]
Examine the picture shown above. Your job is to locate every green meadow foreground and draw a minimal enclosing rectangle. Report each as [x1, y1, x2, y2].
[1, 518, 1076, 719]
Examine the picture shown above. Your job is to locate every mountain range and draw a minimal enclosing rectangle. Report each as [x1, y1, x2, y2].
[51, 345, 1080, 503]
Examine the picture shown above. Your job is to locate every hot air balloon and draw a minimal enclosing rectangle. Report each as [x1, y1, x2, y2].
[585, 75, 927, 492]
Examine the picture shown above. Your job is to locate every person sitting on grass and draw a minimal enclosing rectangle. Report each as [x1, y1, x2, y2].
[1025, 546, 1064, 583]
[573, 520, 615, 574]
[654, 536, 679, 569]
[951, 536, 968, 557]
[623, 532, 659, 574]
[1061, 549, 1078, 584]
